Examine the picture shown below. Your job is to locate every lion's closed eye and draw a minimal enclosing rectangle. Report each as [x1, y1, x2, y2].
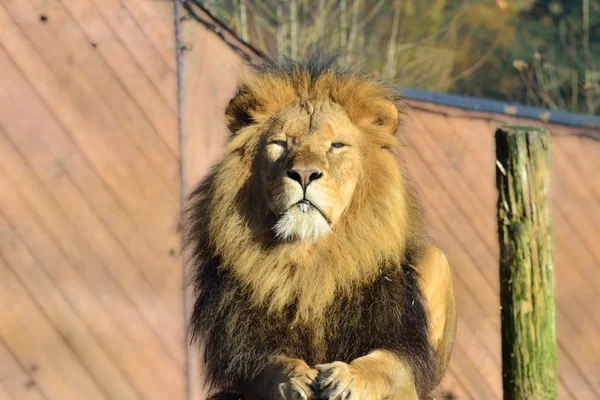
[329, 142, 349, 154]
[269, 140, 288, 148]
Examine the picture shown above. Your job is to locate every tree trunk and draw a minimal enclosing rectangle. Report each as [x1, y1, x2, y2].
[346, 0, 361, 62]
[495, 126, 557, 400]
[237, 0, 249, 42]
[289, 0, 298, 58]
[339, 0, 347, 47]
[384, 0, 401, 79]
[317, 0, 325, 39]
[582, 0, 595, 114]
[276, 1, 287, 55]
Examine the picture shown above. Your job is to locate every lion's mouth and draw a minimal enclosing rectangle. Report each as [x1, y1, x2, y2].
[274, 199, 333, 241]
[297, 199, 311, 213]
[291, 200, 331, 224]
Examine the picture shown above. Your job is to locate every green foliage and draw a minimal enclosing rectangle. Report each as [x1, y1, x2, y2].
[199, 0, 599, 115]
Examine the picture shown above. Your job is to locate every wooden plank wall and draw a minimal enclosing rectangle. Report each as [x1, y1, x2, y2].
[178, 4, 244, 398]
[1, 1, 599, 399]
[0, 1, 185, 399]
[403, 103, 600, 400]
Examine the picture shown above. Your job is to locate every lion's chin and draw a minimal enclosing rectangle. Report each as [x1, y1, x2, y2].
[273, 205, 331, 242]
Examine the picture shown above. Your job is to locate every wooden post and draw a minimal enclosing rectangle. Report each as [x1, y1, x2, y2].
[495, 126, 557, 400]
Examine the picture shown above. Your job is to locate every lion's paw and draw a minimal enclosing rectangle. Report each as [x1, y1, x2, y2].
[278, 368, 319, 400]
[315, 362, 381, 400]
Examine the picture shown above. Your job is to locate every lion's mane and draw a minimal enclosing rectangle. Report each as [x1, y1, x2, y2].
[184, 52, 436, 397]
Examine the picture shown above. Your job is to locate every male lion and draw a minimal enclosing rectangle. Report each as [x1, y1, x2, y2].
[184, 52, 456, 400]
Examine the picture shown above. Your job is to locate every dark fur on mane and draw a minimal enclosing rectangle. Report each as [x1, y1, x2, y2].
[248, 49, 361, 80]
[190, 245, 436, 397]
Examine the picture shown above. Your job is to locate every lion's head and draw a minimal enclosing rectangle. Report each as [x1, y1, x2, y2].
[186, 53, 426, 321]
[225, 54, 405, 242]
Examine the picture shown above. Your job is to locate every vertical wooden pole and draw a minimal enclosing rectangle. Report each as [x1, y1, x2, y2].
[495, 126, 557, 400]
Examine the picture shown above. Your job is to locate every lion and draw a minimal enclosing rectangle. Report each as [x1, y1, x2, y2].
[183, 52, 456, 400]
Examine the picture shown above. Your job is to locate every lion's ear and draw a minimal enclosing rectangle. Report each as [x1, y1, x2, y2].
[225, 89, 257, 134]
[372, 100, 400, 135]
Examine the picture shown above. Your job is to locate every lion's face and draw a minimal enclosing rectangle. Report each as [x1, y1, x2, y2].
[258, 102, 362, 241]
[221, 60, 403, 245]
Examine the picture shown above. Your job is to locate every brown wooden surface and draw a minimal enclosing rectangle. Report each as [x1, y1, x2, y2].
[1, 1, 599, 399]
[495, 126, 557, 400]
[178, 2, 246, 398]
[0, 0, 184, 399]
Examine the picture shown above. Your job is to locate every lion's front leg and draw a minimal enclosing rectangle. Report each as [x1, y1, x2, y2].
[316, 350, 418, 400]
[244, 356, 319, 400]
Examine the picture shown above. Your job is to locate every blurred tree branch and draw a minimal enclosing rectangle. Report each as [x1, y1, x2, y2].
[196, 0, 598, 115]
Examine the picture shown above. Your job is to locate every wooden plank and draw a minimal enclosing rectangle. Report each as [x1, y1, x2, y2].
[434, 115, 497, 206]
[420, 111, 598, 332]
[447, 341, 501, 399]
[451, 114, 600, 332]
[60, 0, 179, 152]
[6, 0, 179, 193]
[481, 122, 600, 322]
[425, 113, 600, 323]
[550, 125, 600, 198]
[0, 139, 185, 400]
[552, 213, 600, 332]
[431, 368, 471, 400]
[402, 147, 503, 398]
[557, 376, 577, 400]
[0, 339, 48, 400]
[0, 212, 141, 400]
[0, 259, 108, 400]
[408, 113, 498, 265]
[495, 126, 557, 400]
[121, 0, 177, 73]
[555, 327, 600, 399]
[402, 119, 502, 322]
[439, 115, 599, 397]
[153, 0, 182, 28]
[402, 115, 598, 398]
[437, 365, 475, 400]
[179, 7, 247, 400]
[179, 7, 243, 191]
[553, 213, 600, 329]
[0, 45, 182, 306]
[551, 146, 600, 269]
[0, 119, 183, 353]
[423, 193, 596, 399]
[0, 49, 182, 320]
[0, 7, 180, 263]
[0, 129, 185, 369]
[0, 383, 14, 400]
[88, 0, 177, 110]
[420, 114, 600, 398]
[438, 114, 600, 330]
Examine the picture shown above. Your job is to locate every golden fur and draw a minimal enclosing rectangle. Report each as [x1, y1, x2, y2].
[202, 60, 420, 324]
[184, 53, 456, 399]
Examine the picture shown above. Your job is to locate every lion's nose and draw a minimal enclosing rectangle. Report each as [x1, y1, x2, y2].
[287, 168, 323, 189]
